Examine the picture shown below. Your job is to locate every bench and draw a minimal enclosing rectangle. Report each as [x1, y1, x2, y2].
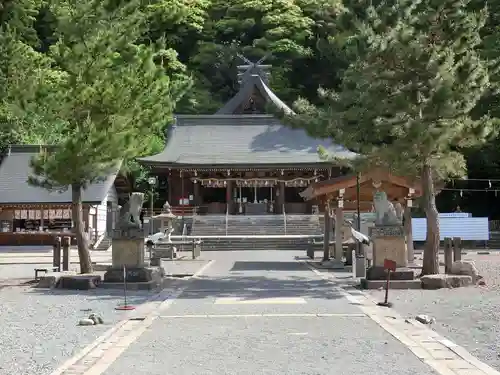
[34, 266, 59, 280]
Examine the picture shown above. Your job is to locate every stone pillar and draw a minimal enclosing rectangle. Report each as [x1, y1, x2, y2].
[335, 205, 344, 261]
[323, 201, 331, 261]
[62, 236, 70, 271]
[404, 203, 414, 263]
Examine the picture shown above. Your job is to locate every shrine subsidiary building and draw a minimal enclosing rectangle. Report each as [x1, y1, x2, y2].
[139, 59, 356, 215]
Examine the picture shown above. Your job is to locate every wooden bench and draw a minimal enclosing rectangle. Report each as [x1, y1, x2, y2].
[34, 266, 59, 280]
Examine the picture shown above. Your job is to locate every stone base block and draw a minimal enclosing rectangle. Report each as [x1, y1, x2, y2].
[366, 266, 415, 281]
[319, 259, 345, 269]
[421, 274, 472, 289]
[103, 266, 164, 283]
[98, 280, 162, 290]
[37, 271, 76, 288]
[92, 263, 112, 272]
[58, 274, 102, 290]
[112, 238, 145, 268]
[360, 279, 422, 289]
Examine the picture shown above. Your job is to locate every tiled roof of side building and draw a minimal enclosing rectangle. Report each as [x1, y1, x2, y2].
[138, 115, 358, 167]
[0, 145, 119, 204]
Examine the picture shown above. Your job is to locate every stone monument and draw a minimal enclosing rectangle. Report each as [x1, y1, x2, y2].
[363, 186, 416, 286]
[104, 192, 164, 285]
[369, 190, 408, 267]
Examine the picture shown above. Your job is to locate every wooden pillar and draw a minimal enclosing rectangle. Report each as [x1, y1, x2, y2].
[226, 180, 233, 213]
[40, 208, 45, 230]
[323, 200, 331, 261]
[335, 202, 344, 261]
[167, 170, 172, 203]
[279, 182, 285, 213]
[193, 181, 201, 206]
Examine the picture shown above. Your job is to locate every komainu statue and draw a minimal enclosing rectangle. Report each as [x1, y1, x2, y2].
[118, 192, 145, 229]
[373, 191, 401, 226]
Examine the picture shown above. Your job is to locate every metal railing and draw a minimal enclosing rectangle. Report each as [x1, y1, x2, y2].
[283, 204, 287, 235]
[91, 232, 107, 249]
[181, 223, 187, 240]
[225, 204, 229, 236]
[141, 206, 196, 216]
[170, 234, 323, 240]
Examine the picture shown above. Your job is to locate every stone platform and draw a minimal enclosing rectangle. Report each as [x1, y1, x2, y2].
[360, 279, 422, 289]
[421, 274, 472, 289]
[58, 274, 102, 290]
[366, 266, 415, 281]
[103, 266, 164, 283]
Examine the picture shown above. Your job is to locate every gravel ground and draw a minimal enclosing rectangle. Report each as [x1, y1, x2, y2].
[366, 253, 500, 370]
[0, 256, 215, 375]
[0, 285, 156, 375]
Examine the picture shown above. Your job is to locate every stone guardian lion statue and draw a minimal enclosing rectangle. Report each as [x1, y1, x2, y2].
[373, 191, 400, 226]
[118, 192, 145, 229]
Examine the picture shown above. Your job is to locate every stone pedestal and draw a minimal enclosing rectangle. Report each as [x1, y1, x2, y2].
[111, 238, 146, 268]
[104, 228, 164, 284]
[369, 225, 408, 268]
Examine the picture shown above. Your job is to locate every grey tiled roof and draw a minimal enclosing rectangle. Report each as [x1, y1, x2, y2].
[0, 145, 118, 204]
[139, 115, 357, 166]
[216, 74, 294, 115]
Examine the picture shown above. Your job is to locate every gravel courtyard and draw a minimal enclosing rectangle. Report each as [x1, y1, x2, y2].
[0, 284, 154, 375]
[367, 253, 500, 370]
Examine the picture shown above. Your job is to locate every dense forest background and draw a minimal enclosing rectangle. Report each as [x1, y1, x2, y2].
[2, 0, 500, 218]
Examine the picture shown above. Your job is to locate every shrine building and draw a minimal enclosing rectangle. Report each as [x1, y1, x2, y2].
[139, 57, 356, 215]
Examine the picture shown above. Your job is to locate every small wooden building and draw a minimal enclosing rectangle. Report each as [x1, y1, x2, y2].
[300, 170, 422, 261]
[0, 145, 121, 247]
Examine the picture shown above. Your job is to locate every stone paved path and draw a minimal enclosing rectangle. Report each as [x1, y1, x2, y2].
[50, 251, 500, 375]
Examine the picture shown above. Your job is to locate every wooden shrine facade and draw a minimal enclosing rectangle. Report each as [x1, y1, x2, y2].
[150, 166, 343, 215]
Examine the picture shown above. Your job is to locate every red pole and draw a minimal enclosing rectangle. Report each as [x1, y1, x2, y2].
[384, 270, 391, 304]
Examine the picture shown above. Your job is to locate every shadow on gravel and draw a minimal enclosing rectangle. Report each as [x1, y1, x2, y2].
[26, 286, 159, 299]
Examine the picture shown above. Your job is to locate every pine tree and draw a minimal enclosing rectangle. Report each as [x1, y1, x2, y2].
[288, 0, 496, 275]
[27, 0, 191, 273]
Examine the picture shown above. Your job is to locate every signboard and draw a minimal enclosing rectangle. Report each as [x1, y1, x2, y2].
[384, 259, 397, 272]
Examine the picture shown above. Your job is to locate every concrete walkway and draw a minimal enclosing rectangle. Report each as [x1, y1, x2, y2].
[50, 251, 500, 375]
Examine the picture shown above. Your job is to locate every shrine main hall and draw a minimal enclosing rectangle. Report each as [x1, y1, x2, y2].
[139, 58, 356, 215]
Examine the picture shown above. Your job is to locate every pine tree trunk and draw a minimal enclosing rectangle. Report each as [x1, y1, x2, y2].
[71, 183, 93, 274]
[421, 163, 440, 275]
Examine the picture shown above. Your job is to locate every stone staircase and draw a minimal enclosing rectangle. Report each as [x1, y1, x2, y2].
[286, 215, 322, 235]
[190, 214, 322, 251]
[93, 235, 111, 251]
[228, 215, 285, 235]
[191, 215, 226, 236]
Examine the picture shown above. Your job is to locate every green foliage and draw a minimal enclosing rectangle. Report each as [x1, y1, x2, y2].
[28, 0, 191, 190]
[290, 0, 496, 181]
